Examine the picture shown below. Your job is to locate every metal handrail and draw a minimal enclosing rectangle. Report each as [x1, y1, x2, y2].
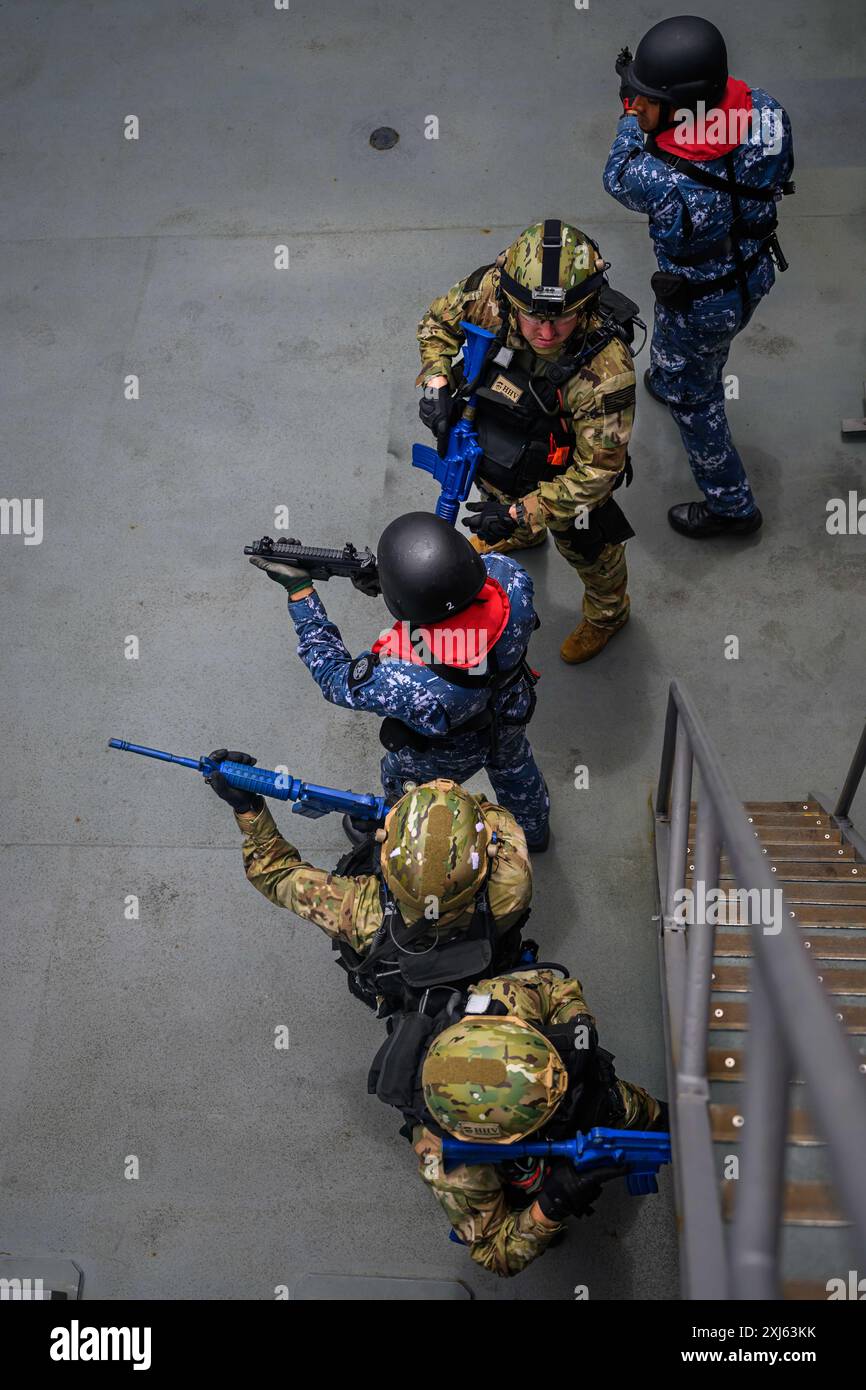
[834, 720, 866, 820]
[655, 680, 866, 1299]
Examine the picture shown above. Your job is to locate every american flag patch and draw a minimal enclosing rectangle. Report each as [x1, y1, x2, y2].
[601, 384, 636, 414]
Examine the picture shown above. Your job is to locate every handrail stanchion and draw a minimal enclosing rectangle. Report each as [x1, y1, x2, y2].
[834, 720, 866, 820]
[656, 689, 679, 817]
[665, 724, 693, 926]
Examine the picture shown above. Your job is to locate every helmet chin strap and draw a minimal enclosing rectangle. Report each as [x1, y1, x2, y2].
[652, 87, 726, 136]
[653, 99, 675, 133]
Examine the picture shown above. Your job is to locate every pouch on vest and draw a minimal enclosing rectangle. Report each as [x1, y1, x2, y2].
[597, 285, 641, 345]
[650, 271, 692, 312]
[398, 936, 494, 991]
[474, 361, 565, 492]
[368, 1009, 437, 1107]
[476, 413, 549, 482]
[581, 1046, 627, 1128]
[379, 716, 432, 753]
[566, 495, 635, 563]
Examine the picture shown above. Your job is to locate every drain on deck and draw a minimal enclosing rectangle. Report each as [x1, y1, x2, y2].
[369, 127, 399, 150]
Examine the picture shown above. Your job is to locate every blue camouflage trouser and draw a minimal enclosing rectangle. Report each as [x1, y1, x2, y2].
[649, 276, 765, 518]
[380, 721, 550, 845]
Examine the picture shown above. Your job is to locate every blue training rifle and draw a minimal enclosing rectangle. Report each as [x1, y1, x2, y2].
[442, 1126, 672, 1196]
[107, 740, 386, 821]
[411, 319, 496, 525]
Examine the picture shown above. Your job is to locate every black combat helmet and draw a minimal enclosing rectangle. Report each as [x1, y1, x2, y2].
[376, 512, 486, 625]
[626, 15, 728, 111]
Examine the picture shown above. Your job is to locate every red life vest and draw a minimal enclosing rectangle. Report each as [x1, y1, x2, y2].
[372, 577, 510, 672]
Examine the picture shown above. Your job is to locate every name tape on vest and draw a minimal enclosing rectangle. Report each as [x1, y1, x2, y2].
[490, 374, 525, 404]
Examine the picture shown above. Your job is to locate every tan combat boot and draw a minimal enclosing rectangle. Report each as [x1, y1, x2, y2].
[468, 530, 548, 557]
[560, 614, 629, 664]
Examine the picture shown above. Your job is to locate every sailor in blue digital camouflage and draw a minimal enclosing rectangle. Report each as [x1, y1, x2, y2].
[250, 511, 550, 849]
[604, 16, 794, 538]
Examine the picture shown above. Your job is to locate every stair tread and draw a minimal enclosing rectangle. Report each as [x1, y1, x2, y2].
[709, 999, 866, 1031]
[692, 801, 823, 814]
[717, 844, 855, 860]
[715, 930, 866, 960]
[707, 1043, 866, 1080]
[712, 963, 866, 995]
[710, 1102, 819, 1144]
[687, 876, 866, 901]
[692, 817, 839, 839]
[685, 902, 866, 925]
[722, 1180, 847, 1226]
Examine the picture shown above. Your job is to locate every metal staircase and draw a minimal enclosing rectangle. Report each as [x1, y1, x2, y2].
[653, 683, 866, 1299]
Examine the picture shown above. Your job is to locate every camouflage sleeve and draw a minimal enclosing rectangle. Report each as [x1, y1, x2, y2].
[543, 972, 597, 1024]
[412, 1126, 563, 1277]
[618, 1079, 664, 1130]
[481, 804, 533, 930]
[416, 265, 503, 388]
[233, 801, 382, 953]
[474, 969, 597, 1029]
[524, 338, 635, 530]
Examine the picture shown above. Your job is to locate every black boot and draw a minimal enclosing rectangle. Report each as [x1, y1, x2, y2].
[643, 368, 668, 404]
[526, 824, 551, 854]
[668, 500, 763, 539]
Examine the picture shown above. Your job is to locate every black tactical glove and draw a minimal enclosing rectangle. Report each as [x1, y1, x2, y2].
[350, 565, 382, 599]
[419, 384, 456, 459]
[615, 45, 635, 109]
[205, 749, 264, 815]
[462, 499, 518, 543]
[615, 45, 633, 77]
[538, 1161, 627, 1223]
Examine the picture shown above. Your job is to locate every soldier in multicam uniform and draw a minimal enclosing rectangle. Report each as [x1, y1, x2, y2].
[365, 965, 667, 1277]
[417, 219, 639, 665]
[250, 510, 550, 851]
[205, 754, 535, 1008]
[604, 16, 794, 537]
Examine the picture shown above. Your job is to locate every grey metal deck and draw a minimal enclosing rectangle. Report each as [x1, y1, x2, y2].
[1, 0, 864, 1298]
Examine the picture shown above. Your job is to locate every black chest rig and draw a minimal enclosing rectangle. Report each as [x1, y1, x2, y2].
[366, 966, 626, 1205]
[331, 833, 531, 1019]
[375, 633, 540, 761]
[468, 285, 641, 496]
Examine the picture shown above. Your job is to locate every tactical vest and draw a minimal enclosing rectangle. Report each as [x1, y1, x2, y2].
[374, 637, 540, 759]
[365, 969, 625, 1201]
[331, 832, 532, 1018]
[466, 284, 641, 498]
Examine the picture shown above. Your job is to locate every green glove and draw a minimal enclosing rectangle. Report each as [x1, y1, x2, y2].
[249, 555, 313, 598]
